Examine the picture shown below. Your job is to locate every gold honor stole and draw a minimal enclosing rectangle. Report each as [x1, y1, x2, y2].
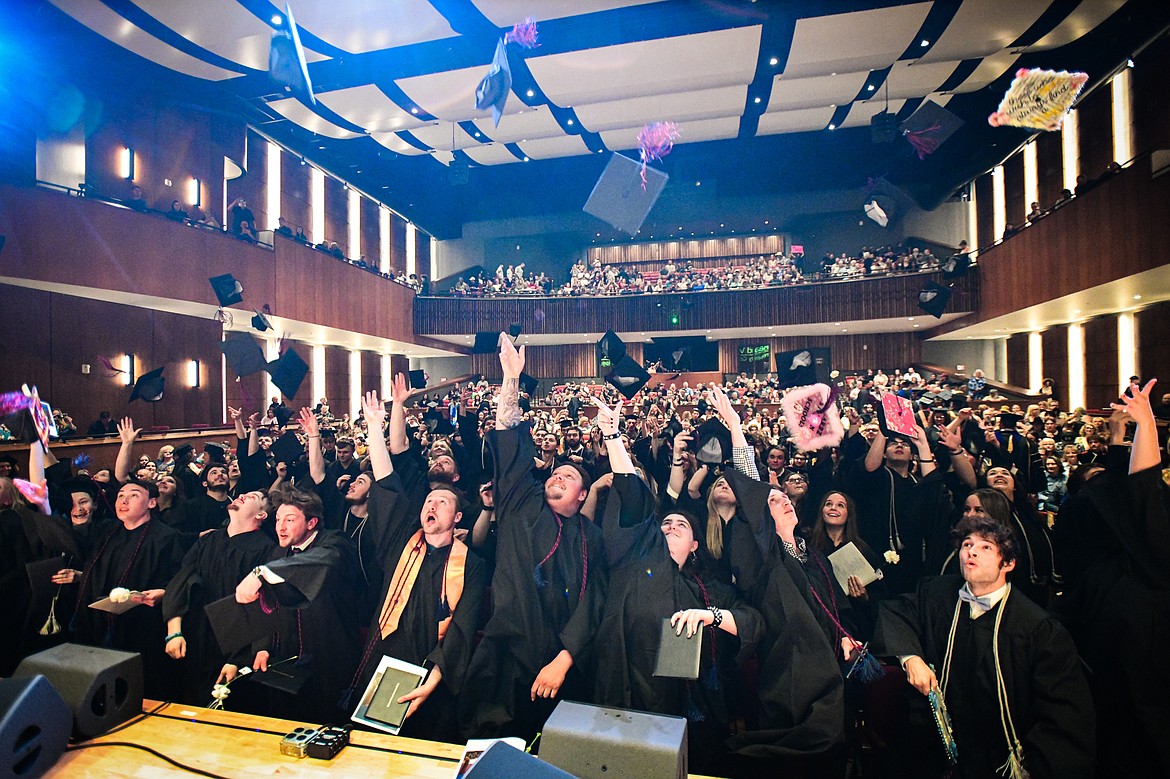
[379, 530, 467, 642]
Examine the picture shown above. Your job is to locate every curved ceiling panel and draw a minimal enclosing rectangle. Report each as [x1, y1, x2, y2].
[473, 0, 664, 27]
[783, 3, 932, 78]
[1025, 0, 1126, 51]
[756, 105, 834, 135]
[517, 134, 594, 160]
[463, 143, 522, 165]
[769, 72, 868, 112]
[267, 98, 363, 138]
[315, 85, 429, 133]
[397, 64, 528, 122]
[574, 85, 747, 133]
[471, 104, 565, 143]
[918, 0, 1049, 63]
[288, 0, 455, 54]
[840, 98, 908, 129]
[599, 115, 740, 151]
[527, 26, 762, 107]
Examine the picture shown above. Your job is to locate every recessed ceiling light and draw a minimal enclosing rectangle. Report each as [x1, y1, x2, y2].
[1133, 294, 1142, 300]
[567, 119, 574, 125]
[271, 14, 282, 25]
[920, 39, 929, 47]
[908, 317, 915, 321]
[912, 324, 920, 328]
[754, 96, 761, 104]
[841, 329, 848, 332]
[1072, 309, 1081, 314]
[769, 57, 778, 66]
[526, 89, 535, 97]
[828, 124, 836, 130]
[867, 84, 876, 91]
[474, 132, 481, 138]
[410, 107, 419, 114]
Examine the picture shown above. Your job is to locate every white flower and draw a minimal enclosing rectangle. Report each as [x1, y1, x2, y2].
[883, 550, 901, 565]
[109, 587, 132, 603]
[211, 684, 231, 701]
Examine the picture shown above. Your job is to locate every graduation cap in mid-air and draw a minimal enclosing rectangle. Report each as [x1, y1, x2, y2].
[266, 349, 309, 399]
[596, 330, 627, 364]
[272, 405, 295, 428]
[941, 253, 971, 279]
[409, 370, 428, 390]
[864, 199, 889, 228]
[899, 99, 964, 160]
[269, 430, 304, 466]
[129, 366, 166, 403]
[204, 594, 280, 656]
[775, 348, 829, 390]
[209, 274, 244, 308]
[519, 372, 539, 397]
[251, 307, 273, 333]
[221, 332, 268, 377]
[604, 355, 651, 400]
[268, 4, 315, 106]
[475, 38, 513, 127]
[584, 153, 669, 236]
[422, 407, 457, 436]
[471, 331, 506, 355]
[567, 396, 582, 420]
[203, 442, 228, 464]
[917, 282, 952, 319]
[694, 418, 733, 465]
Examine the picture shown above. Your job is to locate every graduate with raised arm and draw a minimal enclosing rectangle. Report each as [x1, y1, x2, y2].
[700, 387, 848, 777]
[459, 334, 608, 741]
[590, 395, 761, 775]
[340, 389, 487, 741]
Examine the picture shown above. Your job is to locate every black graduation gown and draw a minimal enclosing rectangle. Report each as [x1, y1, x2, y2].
[161, 527, 279, 704]
[459, 422, 608, 741]
[874, 575, 1095, 779]
[594, 474, 762, 774]
[1055, 466, 1170, 777]
[170, 493, 230, 537]
[253, 530, 366, 722]
[346, 473, 488, 741]
[720, 469, 847, 766]
[61, 515, 184, 699]
[0, 506, 40, 674]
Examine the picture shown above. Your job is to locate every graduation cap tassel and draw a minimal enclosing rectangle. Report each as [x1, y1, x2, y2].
[904, 123, 943, 159]
[703, 664, 721, 691]
[532, 564, 548, 589]
[39, 589, 61, 636]
[684, 684, 705, 722]
[849, 646, 885, 684]
[338, 686, 355, 712]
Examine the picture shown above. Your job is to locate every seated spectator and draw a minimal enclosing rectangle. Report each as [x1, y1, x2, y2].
[125, 185, 148, 211]
[329, 241, 344, 258]
[238, 220, 258, 242]
[228, 197, 254, 234]
[275, 216, 294, 238]
[166, 200, 188, 222]
[1026, 201, 1044, 222]
[194, 208, 221, 230]
[86, 411, 118, 436]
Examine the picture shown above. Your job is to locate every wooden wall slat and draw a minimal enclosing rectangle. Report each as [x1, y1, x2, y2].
[281, 154, 310, 237]
[975, 173, 995, 250]
[589, 234, 784, 264]
[1006, 333, 1028, 389]
[1076, 90, 1114, 181]
[1036, 131, 1064, 209]
[1137, 301, 1170, 390]
[1004, 152, 1026, 226]
[1083, 315, 1119, 409]
[1041, 327, 1069, 407]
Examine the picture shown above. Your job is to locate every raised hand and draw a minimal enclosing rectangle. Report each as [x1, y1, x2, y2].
[591, 397, 623, 438]
[362, 390, 386, 429]
[228, 407, 243, 422]
[391, 373, 412, 406]
[710, 385, 741, 431]
[1111, 378, 1157, 424]
[117, 417, 141, 444]
[499, 333, 526, 378]
[298, 407, 319, 437]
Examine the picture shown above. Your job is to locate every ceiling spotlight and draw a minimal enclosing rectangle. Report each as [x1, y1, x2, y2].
[474, 132, 481, 138]
[1133, 294, 1142, 300]
[867, 84, 876, 91]
[920, 39, 929, 47]
[271, 14, 282, 25]
[567, 119, 574, 125]
[769, 56, 779, 66]
[1127, 58, 1135, 68]
[828, 123, 836, 130]
[410, 107, 419, 114]
[523, 156, 530, 162]
[754, 96, 761, 104]
[526, 89, 535, 97]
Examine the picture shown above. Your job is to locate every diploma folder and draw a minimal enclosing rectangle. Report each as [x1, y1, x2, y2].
[351, 656, 427, 735]
[827, 542, 884, 592]
[653, 617, 702, 680]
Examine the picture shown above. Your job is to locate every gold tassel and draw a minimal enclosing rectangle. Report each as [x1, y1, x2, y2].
[997, 744, 1030, 779]
[39, 592, 61, 636]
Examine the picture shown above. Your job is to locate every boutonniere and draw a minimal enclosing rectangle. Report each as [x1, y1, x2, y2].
[883, 550, 901, 565]
[109, 587, 132, 603]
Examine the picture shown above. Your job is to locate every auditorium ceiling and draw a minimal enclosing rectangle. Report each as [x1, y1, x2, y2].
[14, 1, 1170, 238]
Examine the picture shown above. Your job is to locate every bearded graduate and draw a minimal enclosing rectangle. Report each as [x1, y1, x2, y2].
[460, 334, 608, 741]
[590, 395, 761, 775]
[338, 389, 487, 741]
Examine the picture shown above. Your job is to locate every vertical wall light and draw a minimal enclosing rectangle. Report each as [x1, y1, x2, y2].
[348, 188, 361, 260]
[1061, 109, 1079, 192]
[187, 177, 201, 207]
[1117, 312, 1136, 394]
[380, 354, 392, 401]
[266, 339, 281, 401]
[1023, 142, 1038, 217]
[379, 206, 390, 274]
[349, 350, 362, 419]
[431, 236, 439, 279]
[966, 181, 978, 256]
[1067, 323, 1085, 410]
[121, 354, 135, 386]
[311, 345, 326, 405]
[187, 359, 200, 388]
[1028, 331, 1043, 394]
[119, 147, 135, 180]
[406, 222, 417, 277]
[311, 168, 325, 245]
[1111, 68, 1133, 166]
[991, 164, 1006, 240]
[266, 141, 281, 230]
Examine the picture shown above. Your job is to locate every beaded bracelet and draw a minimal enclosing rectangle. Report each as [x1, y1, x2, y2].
[165, 632, 183, 643]
[710, 607, 723, 628]
[603, 432, 621, 440]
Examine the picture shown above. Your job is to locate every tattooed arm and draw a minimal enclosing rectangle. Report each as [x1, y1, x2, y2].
[496, 333, 527, 430]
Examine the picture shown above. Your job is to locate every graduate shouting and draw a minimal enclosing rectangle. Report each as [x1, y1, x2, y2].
[459, 333, 608, 741]
[590, 394, 761, 775]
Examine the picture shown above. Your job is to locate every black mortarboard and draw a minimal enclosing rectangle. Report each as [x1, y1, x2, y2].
[567, 396, 581, 420]
[266, 349, 309, 398]
[941, 253, 970, 279]
[519, 372, 539, 397]
[472, 331, 504, 354]
[584, 153, 669, 236]
[209, 273, 243, 307]
[422, 408, 456, 435]
[204, 595, 280, 656]
[464, 742, 576, 778]
[775, 347, 826, 390]
[917, 282, 952, 318]
[409, 370, 427, 390]
[129, 366, 166, 403]
[694, 418, 732, 465]
[273, 405, 294, 428]
[269, 3, 316, 106]
[240, 661, 311, 696]
[474, 37, 512, 127]
[998, 412, 1024, 429]
[221, 332, 268, 377]
[899, 99, 963, 159]
[596, 330, 627, 364]
[604, 355, 650, 400]
[508, 323, 523, 338]
[203, 442, 228, 463]
[26, 554, 68, 604]
[269, 430, 304, 465]
[251, 308, 272, 332]
[174, 443, 194, 462]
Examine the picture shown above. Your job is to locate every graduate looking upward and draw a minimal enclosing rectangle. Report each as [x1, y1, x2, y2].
[459, 333, 608, 741]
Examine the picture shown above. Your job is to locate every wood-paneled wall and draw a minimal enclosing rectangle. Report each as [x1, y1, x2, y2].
[1041, 327, 1068, 407]
[228, 130, 267, 229]
[1076, 88, 1114, 178]
[717, 333, 921, 374]
[416, 228, 431, 278]
[471, 344, 597, 381]
[975, 173, 995, 249]
[391, 213, 408, 274]
[1006, 334, 1028, 389]
[0, 285, 224, 429]
[324, 177, 347, 254]
[970, 158, 1170, 322]
[416, 272, 977, 336]
[589, 235, 785, 264]
[0, 184, 420, 348]
[281, 154, 311, 236]
[1138, 301, 1170, 389]
[324, 346, 349, 419]
[361, 197, 381, 265]
[1036, 132, 1063, 207]
[1083, 316, 1119, 409]
[1133, 33, 1170, 155]
[1003, 152, 1025, 225]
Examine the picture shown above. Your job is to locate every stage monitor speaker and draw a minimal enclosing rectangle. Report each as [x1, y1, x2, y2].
[538, 701, 687, 779]
[13, 644, 142, 740]
[0, 675, 70, 779]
